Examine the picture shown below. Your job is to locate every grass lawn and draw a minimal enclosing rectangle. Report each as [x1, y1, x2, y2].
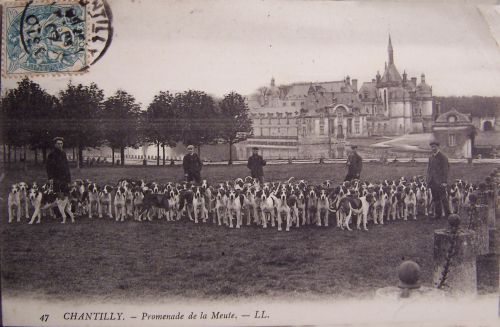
[1, 162, 497, 301]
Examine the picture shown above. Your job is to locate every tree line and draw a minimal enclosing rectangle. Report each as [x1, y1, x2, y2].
[435, 96, 500, 117]
[0, 78, 252, 168]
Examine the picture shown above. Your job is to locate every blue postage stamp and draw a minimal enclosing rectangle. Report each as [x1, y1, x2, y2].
[3, 1, 88, 75]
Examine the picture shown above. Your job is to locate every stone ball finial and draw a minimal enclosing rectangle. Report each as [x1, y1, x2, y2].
[398, 260, 421, 289]
[448, 214, 461, 230]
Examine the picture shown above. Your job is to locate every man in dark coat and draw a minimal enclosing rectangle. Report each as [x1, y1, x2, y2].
[46, 136, 71, 195]
[426, 140, 450, 219]
[247, 147, 266, 184]
[183, 145, 203, 184]
[345, 145, 362, 181]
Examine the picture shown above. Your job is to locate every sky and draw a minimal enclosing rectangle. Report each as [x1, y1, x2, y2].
[2, 0, 500, 108]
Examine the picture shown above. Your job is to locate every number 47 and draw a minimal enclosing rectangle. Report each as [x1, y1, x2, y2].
[40, 314, 49, 322]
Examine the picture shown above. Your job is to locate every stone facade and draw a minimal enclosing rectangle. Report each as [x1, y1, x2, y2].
[432, 109, 474, 159]
[236, 36, 434, 160]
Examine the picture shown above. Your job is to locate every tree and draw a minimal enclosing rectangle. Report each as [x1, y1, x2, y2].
[144, 91, 179, 166]
[102, 90, 141, 166]
[218, 92, 253, 164]
[173, 90, 219, 156]
[58, 82, 105, 168]
[435, 96, 500, 117]
[1, 77, 57, 169]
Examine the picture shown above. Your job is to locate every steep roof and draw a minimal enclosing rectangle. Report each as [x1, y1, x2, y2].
[381, 63, 403, 85]
[283, 83, 311, 99]
[359, 82, 378, 100]
[317, 81, 348, 93]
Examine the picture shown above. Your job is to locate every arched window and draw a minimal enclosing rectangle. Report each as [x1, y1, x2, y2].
[484, 121, 494, 131]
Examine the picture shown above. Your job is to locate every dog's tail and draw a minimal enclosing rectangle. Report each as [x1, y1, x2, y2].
[286, 177, 295, 184]
[328, 203, 337, 213]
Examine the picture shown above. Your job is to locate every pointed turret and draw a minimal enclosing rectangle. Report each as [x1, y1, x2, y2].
[388, 34, 394, 65]
[380, 35, 402, 86]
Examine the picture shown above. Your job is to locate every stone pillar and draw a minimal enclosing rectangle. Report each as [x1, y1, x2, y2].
[463, 193, 489, 256]
[475, 178, 500, 294]
[433, 215, 477, 294]
[484, 177, 496, 229]
[477, 254, 499, 294]
[494, 169, 500, 215]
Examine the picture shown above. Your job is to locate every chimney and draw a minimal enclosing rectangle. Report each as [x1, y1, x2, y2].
[411, 77, 417, 85]
[346, 75, 351, 85]
[402, 70, 407, 85]
[421, 73, 426, 84]
[352, 79, 358, 92]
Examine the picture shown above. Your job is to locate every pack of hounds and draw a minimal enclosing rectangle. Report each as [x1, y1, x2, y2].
[7, 176, 478, 231]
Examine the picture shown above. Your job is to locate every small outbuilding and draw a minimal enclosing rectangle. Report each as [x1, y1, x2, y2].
[432, 108, 474, 159]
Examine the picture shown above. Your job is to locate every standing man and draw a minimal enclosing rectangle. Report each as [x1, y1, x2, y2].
[46, 136, 71, 196]
[345, 145, 362, 181]
[183, 145, 203, 184]
[426, 140, 450, 219]
[247, 147, 266, 184]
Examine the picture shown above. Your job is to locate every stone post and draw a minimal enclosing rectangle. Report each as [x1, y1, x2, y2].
[475, 172, 500, 294]
[484, 177, 496, 229]
[477, 253, 499, 294]
[494, 169, 500, 214]
[463, 193, 489, 256]
[433, 214, 477, 294]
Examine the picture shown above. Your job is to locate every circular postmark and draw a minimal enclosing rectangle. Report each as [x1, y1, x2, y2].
[82, 0, 113, 68]
[3, 0, 113, 76]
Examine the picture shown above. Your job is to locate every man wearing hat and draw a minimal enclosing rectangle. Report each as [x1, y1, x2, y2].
[183, 145, 203, 184]
[46, 137, 71, 195]
[247, 147, 266, 184]
[345, 145, 362, 181]
[427, 140, 450, 219]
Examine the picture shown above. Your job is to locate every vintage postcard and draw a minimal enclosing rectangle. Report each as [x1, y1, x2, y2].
[1, 0, 500, 326]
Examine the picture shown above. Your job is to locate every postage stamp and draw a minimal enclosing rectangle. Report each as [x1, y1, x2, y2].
[2, 0, 112, 76]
